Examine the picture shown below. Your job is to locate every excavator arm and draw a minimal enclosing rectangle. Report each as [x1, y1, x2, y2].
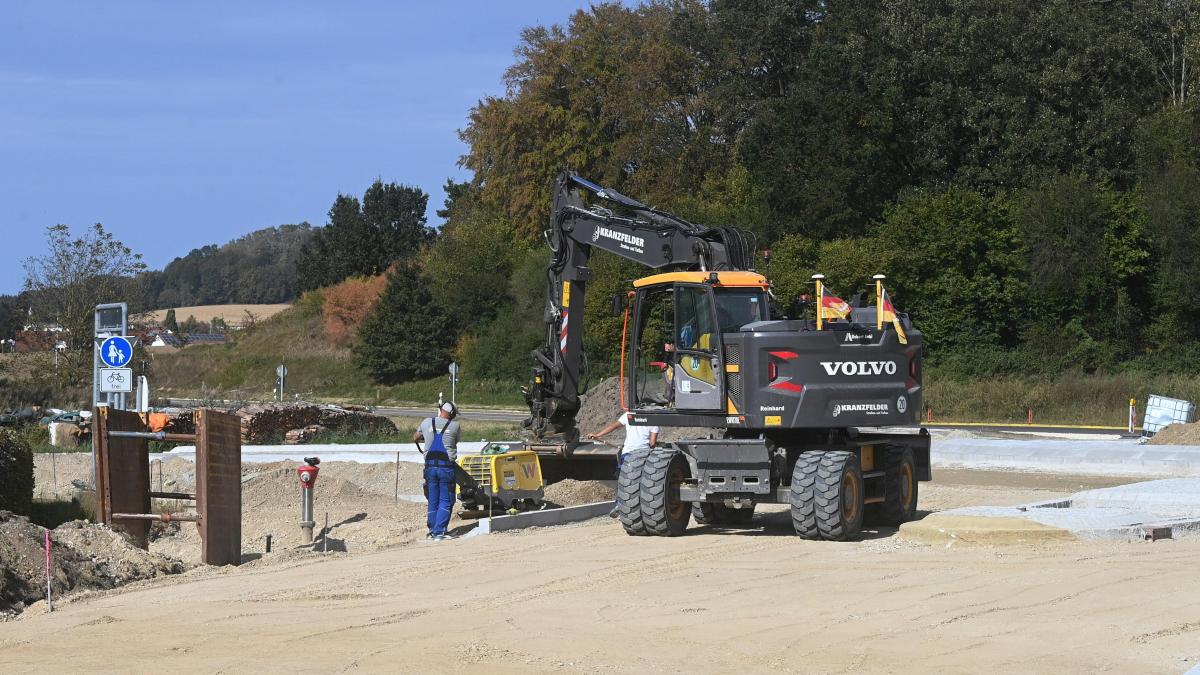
[523, 172, 757, 444]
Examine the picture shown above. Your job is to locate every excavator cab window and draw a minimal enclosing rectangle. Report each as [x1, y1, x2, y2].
[628, 283, 725, 412]
[631, 286, 675, 408]
[672, 285, 722, 411]
[714, 289, 768, 332]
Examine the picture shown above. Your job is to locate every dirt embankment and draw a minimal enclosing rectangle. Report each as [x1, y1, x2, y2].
[0, 513, 183, 619]
[1148, 422, 1200, 445]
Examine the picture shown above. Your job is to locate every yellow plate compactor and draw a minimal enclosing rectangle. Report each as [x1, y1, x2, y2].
[455, 443, 545, 513]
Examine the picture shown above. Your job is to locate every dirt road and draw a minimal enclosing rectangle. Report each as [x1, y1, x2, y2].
[3, 471, 1199, 673]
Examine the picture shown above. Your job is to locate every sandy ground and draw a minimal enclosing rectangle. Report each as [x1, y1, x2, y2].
[4, 468, 1199, 673]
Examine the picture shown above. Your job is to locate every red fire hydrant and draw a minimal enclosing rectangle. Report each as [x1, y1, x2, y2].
[298, 457, 320, 544]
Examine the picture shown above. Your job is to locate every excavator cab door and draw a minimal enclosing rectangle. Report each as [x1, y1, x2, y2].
[671, 284, 724, 411]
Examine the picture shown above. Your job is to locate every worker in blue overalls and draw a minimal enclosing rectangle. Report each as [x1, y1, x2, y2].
[414, 402, 461, 541]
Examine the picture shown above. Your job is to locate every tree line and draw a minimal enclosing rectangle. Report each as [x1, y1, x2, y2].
[343, 0, 1200, 385]
[13, 1, 1200, 391]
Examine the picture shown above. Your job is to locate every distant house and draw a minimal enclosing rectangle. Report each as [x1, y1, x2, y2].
[149, 331, 183, 348]
[184, 333, 229, 345]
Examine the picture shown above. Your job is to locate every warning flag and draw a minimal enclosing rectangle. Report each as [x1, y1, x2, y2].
[880, 287, 908, 345]
[819, 286, 851, 321]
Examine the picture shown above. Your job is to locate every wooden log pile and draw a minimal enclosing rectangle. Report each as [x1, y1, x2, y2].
[156, 403, 396, 444]
[235, 403, 397, 443]
[283, 424, 328, 444]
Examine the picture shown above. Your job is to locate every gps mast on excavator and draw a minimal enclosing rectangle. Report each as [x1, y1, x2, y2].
[523, 172, 930, 540]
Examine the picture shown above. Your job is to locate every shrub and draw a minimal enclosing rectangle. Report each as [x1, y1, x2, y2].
[322, 274, 388, 347]
[0, 428, 34, 516]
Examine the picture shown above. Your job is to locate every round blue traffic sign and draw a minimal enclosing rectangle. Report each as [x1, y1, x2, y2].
[99, 336, 133, 368]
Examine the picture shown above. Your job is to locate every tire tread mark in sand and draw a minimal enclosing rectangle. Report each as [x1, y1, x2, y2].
[927, 573, 1159, 628]
[1132, 621, 1200, 644]
[456, 537, 782, 610]
[298, 608, 431, 640]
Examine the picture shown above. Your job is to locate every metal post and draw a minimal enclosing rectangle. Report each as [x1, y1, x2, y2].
[323, 512, 329, 553]
[300, 485, 314, 544]
[44, 530, 52, 613]
[394, 451, 400, 504]
[812, 274, 825, 331]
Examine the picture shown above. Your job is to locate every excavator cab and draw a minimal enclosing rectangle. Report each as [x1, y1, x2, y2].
[628, 271, 770, 415]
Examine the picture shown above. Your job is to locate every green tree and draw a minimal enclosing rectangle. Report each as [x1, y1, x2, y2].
[1136, 106, 1200, 344]
[461, 2, 736, 239]
[163, 308, 178, 332]
[353, 263, 455, 383]
[22, 223, 147, 370]
[0, 429, 34, 516]
[871, 188, 1025, 355]
[297, 181, 433, 292]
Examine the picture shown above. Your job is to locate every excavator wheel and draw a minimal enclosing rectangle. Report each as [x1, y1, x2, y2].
[693, 502, 755, 526]
[865, 446, 918, 527]
[640, 447, 692, 537]
[789, 451, 822, 540]
[813, 450, 864, 541]
[617, 448, 652, 535]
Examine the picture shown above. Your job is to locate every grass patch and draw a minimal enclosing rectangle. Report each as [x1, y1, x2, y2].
[925, 369, 1200, 425]
[152, 305, 526, 407]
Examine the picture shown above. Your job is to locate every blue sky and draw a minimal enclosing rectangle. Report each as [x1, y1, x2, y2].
[0, 2, 601, 294]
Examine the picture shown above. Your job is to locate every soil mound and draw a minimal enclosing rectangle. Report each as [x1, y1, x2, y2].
[576, 377, 718, 444]
[544, 479, 614, 506]
[0, 512, 183, 618]
[1148, 423, 1200, 446]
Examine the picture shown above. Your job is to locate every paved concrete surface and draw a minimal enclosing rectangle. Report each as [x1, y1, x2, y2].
[903, 477, 1200, 544]
[933, 438, 1200, 476]
[1071, 478, 1200, 518]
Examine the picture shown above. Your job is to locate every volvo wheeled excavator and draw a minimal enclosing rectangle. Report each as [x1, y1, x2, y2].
[521, 172, 930, 540]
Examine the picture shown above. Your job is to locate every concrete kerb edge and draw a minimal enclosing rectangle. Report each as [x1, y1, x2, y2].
[465, 501, 614, 537]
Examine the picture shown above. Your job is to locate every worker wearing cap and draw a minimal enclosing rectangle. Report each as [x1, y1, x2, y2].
[414, 402, 461, 540]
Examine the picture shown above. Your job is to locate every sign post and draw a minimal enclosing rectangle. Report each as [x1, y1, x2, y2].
[94, 303, 129, 410]
[448, 362, 459, 405]
[276, 364, 288, 402]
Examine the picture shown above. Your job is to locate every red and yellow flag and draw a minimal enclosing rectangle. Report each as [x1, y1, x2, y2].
[819, 286, 851, 320]
[880, 287, 908, 344]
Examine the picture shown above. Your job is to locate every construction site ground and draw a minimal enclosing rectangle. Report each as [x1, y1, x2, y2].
[4, 464, 1200, 673]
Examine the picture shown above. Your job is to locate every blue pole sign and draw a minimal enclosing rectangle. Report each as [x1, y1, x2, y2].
[99, 336, 133, 368]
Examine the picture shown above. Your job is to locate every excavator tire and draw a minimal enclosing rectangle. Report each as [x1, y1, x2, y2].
[814, 450, 864, 541]
[789, 451, 822, 540]
[640, 447, 692, 537]
[869, 446, 918, 527]
[693, 502, 755, 526]
[617, 448, 651, 536]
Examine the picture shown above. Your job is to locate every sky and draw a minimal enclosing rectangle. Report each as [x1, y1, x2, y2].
[0, 2, 601, 294]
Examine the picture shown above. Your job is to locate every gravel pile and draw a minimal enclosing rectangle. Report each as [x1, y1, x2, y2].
[576, 377, 718, 444]
[543, 479, 614, 506]
[1148, 423, 1200, 446]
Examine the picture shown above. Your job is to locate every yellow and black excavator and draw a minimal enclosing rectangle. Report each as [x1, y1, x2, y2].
[522, 173, 930, 540]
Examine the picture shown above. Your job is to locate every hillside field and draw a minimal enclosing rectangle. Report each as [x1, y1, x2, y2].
[143, 304, 291, 327]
